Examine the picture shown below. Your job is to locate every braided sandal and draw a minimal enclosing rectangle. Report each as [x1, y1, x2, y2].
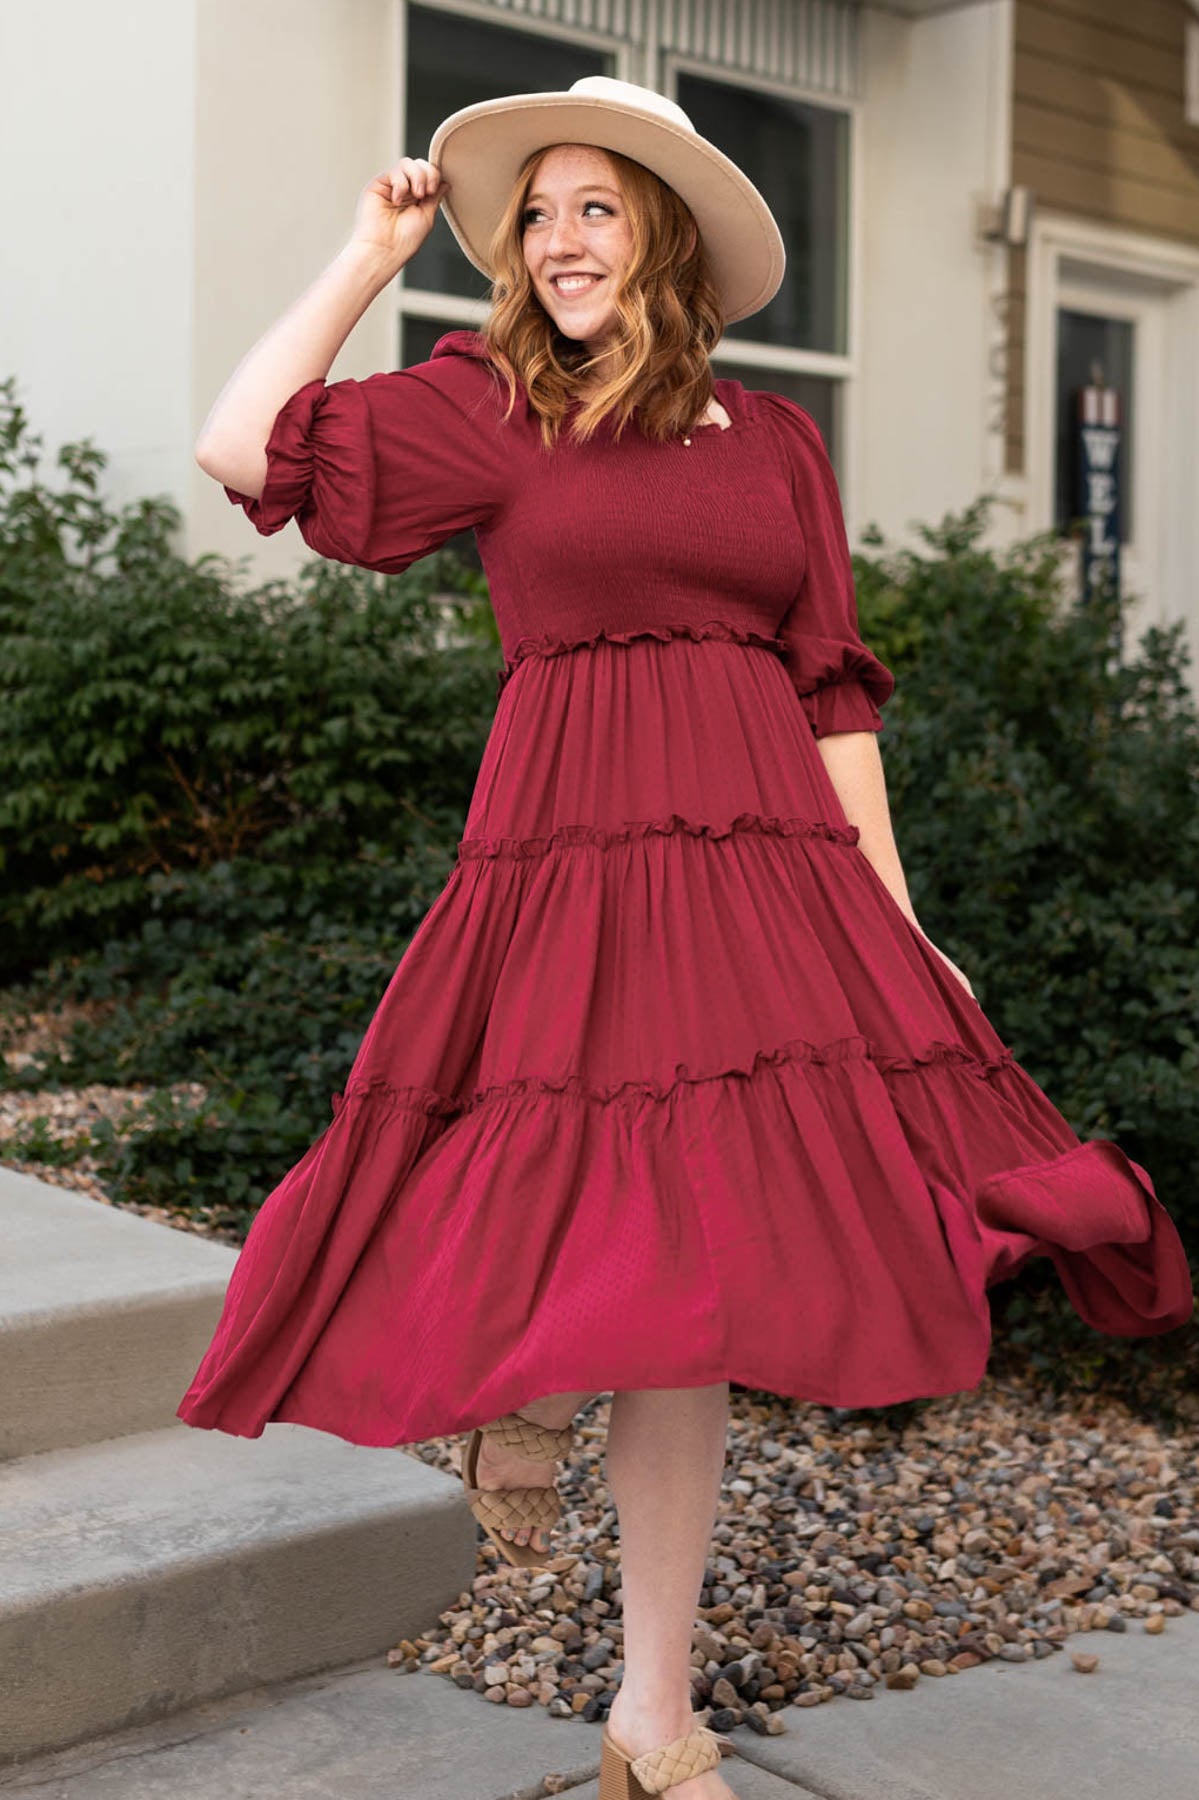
[599, 1719, 735, 1798]
[460, 1409, 576, 1570]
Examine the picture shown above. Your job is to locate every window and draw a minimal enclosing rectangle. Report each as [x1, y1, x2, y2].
[402, 6, 611, 310]
[672, 69, 851, 467]
[1054, 308, 1134, 546]
[674, 72, 849, 358]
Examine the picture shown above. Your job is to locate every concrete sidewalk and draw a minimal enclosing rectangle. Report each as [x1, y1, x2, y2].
[1, 1608, 1194, 1798]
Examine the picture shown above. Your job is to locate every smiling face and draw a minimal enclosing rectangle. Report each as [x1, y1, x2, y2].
[521, 143, 634, 358]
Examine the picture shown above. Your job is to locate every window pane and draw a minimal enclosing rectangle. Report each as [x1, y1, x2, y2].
[675, 72, 849, 355]
[405, 5, 611, 305]
[399, 314, 473, 369]
[1054, 308, 1134, 545]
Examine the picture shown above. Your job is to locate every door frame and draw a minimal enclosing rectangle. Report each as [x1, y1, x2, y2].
[1025, 210, 1199, 657]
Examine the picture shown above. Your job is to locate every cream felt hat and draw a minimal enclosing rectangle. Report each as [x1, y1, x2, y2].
[427, 75, 786, 326]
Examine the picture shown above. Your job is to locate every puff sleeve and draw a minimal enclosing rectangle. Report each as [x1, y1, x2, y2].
[758, 391, 895, 738]
[222, 333, 512, 574]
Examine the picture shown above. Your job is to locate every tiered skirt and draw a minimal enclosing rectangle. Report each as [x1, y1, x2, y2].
[177, 628, 1193, 1446]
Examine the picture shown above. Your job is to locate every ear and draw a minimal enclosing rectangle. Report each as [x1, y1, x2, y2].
[684, 221, 697, 260]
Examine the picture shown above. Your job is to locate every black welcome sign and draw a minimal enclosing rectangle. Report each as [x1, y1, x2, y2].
[1077, 383, 1121, 601]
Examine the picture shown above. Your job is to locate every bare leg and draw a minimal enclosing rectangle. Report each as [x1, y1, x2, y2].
[605, 1383, 737, 1800]
[473, 1389, 596, 1553]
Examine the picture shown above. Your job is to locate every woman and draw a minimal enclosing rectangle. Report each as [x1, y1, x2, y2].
[181, 77, 1192, 1800]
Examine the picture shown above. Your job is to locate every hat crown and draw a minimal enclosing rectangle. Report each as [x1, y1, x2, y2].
[566, 76, 695, 135]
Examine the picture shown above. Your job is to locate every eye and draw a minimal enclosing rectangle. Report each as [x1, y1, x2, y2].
[522, 200, 614, 225]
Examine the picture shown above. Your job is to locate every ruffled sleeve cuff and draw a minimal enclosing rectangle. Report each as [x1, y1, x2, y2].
[786, 636, 896, 739]
[219, 345, 513, 573]
[223, 379, 332, 537]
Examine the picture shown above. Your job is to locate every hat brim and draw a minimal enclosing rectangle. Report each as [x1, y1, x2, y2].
[427, 91, 785, 327]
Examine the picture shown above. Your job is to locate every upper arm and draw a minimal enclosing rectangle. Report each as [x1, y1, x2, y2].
[220, 349, 513, 575]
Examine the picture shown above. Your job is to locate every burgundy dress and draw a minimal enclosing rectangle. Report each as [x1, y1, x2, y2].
[176, 329, 1193, 1446]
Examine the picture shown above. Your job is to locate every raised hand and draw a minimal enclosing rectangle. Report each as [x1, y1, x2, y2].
[351, 157, 452, 267]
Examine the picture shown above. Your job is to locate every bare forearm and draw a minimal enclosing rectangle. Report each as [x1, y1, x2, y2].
[195, 239, 403, 496]
[816, 728, 920, 927]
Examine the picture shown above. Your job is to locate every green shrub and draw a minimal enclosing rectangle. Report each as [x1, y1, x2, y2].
[0, 374, 498, 1234]
[852, 501, 1199, 1421]
[854, 500, 1199, 1242]
[0, 374, 499, 978]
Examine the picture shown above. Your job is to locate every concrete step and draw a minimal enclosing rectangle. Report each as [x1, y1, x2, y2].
[0, 1416, 475, 1768]
[0, 1166, 240, 1459]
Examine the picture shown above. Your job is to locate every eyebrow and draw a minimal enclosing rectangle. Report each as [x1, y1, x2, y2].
[524, 184, 622, 203]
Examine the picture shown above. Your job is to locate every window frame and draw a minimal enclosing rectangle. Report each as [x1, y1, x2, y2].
[1026, 208, 1199, 652]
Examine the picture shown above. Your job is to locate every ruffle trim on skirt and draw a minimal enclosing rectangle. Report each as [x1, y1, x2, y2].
[175, 780, 1194, 1445]
[329, 1030, 1020, 1118]
[177, 1029, 1193, 1448]
[495, 620, 790, 695]
[455, 810, 862, 861]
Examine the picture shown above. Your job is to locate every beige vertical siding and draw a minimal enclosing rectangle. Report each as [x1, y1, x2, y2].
[1005, 0, 1199, 472]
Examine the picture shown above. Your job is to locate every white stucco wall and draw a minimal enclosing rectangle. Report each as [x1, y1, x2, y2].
[0, 0, 400, 575]
[193, 0, 400, 571]
[853, 0, 1018, 553]
[0, 0, 198, 522]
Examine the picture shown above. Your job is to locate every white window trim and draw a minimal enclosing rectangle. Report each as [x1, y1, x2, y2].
[1025, 209, 1199, 662]
[659, 48, 859, 389]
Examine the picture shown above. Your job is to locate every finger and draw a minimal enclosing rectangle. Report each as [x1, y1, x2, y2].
[412, 159, 446, 194]
[384, 157, 422, 201]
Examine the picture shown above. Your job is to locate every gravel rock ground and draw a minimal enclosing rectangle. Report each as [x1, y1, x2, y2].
[0, 1077, 240, 1243]
[1, 1002, 240, 1244]
[393, 1384, 1199, 1740]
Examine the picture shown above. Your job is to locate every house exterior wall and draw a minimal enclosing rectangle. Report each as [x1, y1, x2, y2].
[1014, 0, 1199, 238]
[1, 0, 198, 518]
[1002, 0, 1199, 671]
[1006, 0, 1199, 473]
[193, 0, 401, 569]
[855, 1, 1014, 550]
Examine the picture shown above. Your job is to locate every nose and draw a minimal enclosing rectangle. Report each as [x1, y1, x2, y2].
[544, 213, 585, 261]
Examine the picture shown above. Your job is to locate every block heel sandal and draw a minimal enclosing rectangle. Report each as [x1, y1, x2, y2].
[460, 1409, 576, 1571]
[599, 1720, 735, 1798]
